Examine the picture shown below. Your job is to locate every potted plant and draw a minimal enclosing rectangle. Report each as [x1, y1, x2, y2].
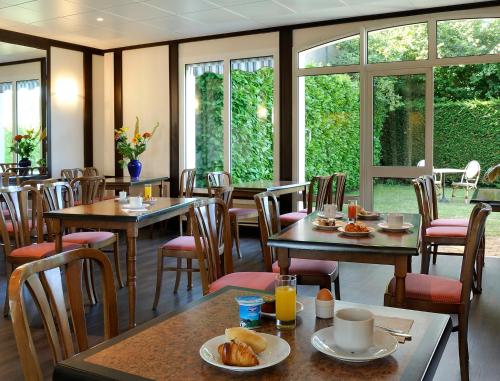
[10, 128, 45, 167]
[37, 158, 48, 175]
[115, 117, 159, 180]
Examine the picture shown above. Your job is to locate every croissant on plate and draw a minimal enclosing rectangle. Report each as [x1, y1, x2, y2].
[217, 340, 259, 367]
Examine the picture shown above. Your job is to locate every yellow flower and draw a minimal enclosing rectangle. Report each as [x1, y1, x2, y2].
[135, 133, 141, 140]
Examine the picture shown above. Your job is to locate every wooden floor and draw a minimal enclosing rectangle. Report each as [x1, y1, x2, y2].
[0, 225, 499, 380]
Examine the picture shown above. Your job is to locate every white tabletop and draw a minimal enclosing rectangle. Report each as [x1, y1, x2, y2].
[433, 168, 465, 174]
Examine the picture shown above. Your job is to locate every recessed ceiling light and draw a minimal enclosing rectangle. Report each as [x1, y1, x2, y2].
[96, 17, 104, 22]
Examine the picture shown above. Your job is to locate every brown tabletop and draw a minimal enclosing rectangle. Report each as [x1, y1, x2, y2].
[44, 197, 196, 327]
[471, 188, 500, 212]
[268, 213, 421, 307]
[231, 180, 309, 199]
[53, 287, 452, 381]
[105, 176, 170, 196]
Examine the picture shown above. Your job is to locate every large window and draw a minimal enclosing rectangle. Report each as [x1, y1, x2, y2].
[299, 35, 360, 68]
[0, 82, 13, 162]
[230, 56, 274, 183]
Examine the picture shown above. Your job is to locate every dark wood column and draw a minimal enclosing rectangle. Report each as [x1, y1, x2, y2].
[169, 42, 179, 197]
[83, 51, 93, 167]
[114, 50, 123, 176]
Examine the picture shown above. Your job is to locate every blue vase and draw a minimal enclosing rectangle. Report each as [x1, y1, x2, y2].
[18, 158, 31, 167]
[127, 159, 142, 180]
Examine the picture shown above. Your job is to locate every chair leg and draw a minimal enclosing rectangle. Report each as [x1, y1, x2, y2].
[420, 242, 431, 274]
[112, 237, 124, 288]
[231, 218, 243, 259]
[174, 258, 182, 294]
[432, 244, 438, 265]
[187, 258, 193, 291]
[451, 186, 455, 198]
[333, 276, 341, 300]
[152, 249, 165, 310]
[458, 312, 470, 381]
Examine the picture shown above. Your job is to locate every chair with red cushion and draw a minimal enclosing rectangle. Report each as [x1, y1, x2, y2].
[384, 202, 491, 381]
[192, 198, 277, 296]
[207, 171, 258, 259]
[0, 185, 81, 316]
[281, 174, 334, 226]
[255, 191, 340, 297]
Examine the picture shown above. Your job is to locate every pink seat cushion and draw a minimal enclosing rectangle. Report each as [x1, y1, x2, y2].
[298, 208, 308, 213]
[161, 236, 196, 251]
[229, 208, 257, 217]
[63, 231, 115, 245]
[426, 226, 467, 238]
[431, 218, 469, 227]
[388, 273, 462, 304]
[272, 258, 337, 276]
[280, 212, 307, 224]
[209, 272, 277, 293]
[10, 242, 80, 260]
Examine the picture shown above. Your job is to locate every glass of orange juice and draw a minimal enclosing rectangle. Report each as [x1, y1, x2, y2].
[144, 184, 152, 201]
[275, 275, 297, 329]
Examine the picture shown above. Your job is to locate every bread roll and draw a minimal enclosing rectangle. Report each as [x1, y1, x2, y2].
[225, 327, 267, 353]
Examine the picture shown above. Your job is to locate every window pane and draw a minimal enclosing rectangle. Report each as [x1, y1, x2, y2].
[299, 35, 360, 68]
[373, 178, 418, 213]
[368, 23, 428, 63]
[303, 73, 360, 195]
[231, 56, 274, 183]
[0, 82, 13, 163]
[437, 18, 500, 58]
[16, 80, 42, 163]
[373, 74, 425, 166]
[185, 62, 224, 187]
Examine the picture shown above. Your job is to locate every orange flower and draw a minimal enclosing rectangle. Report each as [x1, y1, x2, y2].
[142, 132, 152, 138]
[14, 135, 23, 141]
[132, 137, 138, 144]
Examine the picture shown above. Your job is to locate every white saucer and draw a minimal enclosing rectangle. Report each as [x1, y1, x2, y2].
[317, 212, 344, 219]
[312, 220, 342, 231]
[311, 327, 398, 362]
[200, 332, 290, 372]
[261, 301, 304, 319]
[377, 222, 414, 232]
[121, 203, 149, 210]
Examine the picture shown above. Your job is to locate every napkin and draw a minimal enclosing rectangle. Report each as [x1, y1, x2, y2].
[375, 315, 414, 343]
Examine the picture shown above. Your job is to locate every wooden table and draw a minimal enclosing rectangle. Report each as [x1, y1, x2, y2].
[471, 188, 500, 212]
[433, 168, 465, 202]
[268, 213, 421, 307]
[44, 197, 196, 327]
[105, 176, 170, 196]
[53, 287, 452, 381]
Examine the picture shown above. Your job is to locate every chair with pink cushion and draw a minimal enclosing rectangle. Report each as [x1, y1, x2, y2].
[0, 185, 81, 316]
[255, 191, 340, 297]
[207, 171, 258, 259]
[192, 198, 277, 295]
[281, 174, 333, 226]
[384, 202, 491, 381]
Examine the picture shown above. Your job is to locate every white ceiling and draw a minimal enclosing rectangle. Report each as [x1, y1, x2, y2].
[0, 0, 492, 50]
[0, 41, 45, 63]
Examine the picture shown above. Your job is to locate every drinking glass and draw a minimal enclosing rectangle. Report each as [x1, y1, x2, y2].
[348, 200, 357, 223]
[144, 184, 152, 200]
[275, 275, 297, 329]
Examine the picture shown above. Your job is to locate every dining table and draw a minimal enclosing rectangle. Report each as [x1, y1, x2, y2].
[105, 176, 170, 197]
[433, 168, 465, 202]
[53, 286, 452, 381]
[268, 212, 421, 307]
[471, 188, 500, 212]
[44, 197, 196, 328]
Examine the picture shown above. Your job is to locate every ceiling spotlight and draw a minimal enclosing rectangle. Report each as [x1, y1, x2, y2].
[96, 17, 104, 22]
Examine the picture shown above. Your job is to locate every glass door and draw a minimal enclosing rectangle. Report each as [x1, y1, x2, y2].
[363, 68, 433, 212]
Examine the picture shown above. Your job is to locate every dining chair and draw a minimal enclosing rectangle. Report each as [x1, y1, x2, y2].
[69, 175, 106, 205]
[0, 162, 17, 172]
[83, 166, 100, 176]
[280, 174, 333, 226]
[332, 172, 346, 212]
[0, 185, 80, 316]
[451, 160, 481, 200]
[191, 198, 277, 296]
[255, 191, 341, 297]
[60, 168, 84, 181]
[179, 168, 196, 236]
[9, 248, 118, 381]
[384, 202, 491, 381]
[207, 171, 258, 259]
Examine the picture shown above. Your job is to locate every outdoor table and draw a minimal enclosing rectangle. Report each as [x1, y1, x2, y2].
[44, 197, 196, 328]
[53, 286, 451, 381]
[471, 188, 500, 212]
[433, 168, 465, 202]
[105, 176, 169, 196]
[268, 212, 421, 307]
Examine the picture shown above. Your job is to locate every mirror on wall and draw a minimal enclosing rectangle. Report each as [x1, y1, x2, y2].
[0, 42, 47, 172]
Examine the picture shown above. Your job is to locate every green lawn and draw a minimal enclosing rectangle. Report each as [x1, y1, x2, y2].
[373, 183, 499, 236]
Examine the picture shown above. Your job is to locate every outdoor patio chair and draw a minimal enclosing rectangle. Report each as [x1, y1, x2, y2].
[452, 160, 481, 200]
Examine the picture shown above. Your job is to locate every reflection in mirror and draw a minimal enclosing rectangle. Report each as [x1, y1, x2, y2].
[0, 42, 46, 170]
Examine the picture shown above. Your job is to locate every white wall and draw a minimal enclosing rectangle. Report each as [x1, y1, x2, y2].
[50, 47, 84, 176]
[122, 45, 170, 177]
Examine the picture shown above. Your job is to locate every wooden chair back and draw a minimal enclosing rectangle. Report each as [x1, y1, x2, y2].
[61, 168, 83, 181]
[207, 171, 232, 188]
[0, 186, 43, 256]
[69, 176, 106, 205]
[0, 163, 17, 172]
[208, 185, 233, 207]
[0, 171, 19, 186]
[412, 178, 432, 231]
[21, 178, 59, 189]
[180, 168, 196, 197]
[9, 248, 119, 381]
[83, 167, 100, 176]
[333, 173, 346, 211]
[6, 167, 34, 176]
[254, 191, 280, 272]
[305, 175, 333, 214]
[421, 175, 439, 221]
[190, 199, 233, 295]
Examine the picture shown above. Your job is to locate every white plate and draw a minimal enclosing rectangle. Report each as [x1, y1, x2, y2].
[317, 212, 344, 219]
[377, 222, 414, 232]
[121, 203, 149, 210]
[200, 332, 290, 372]
[261, 301, 304, 319]
[311, 327, 398, 363]
[338, 226, 375, 237]
[312, 220, 341, 231]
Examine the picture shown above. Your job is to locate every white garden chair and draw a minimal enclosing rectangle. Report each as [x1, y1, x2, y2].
[452, 160, 481, 200]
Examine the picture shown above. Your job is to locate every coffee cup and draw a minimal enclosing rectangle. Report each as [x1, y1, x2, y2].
[129, 196, 143, 208]
[119, 191, 127, 201]
[323, 204, 337, 219]
[333, 308, 374, 352]
[387, 213, 404, 228]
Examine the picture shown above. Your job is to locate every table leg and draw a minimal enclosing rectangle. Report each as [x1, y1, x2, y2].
[126, 227, 138, 328]
[277, 248, 291, 275]
[394, 256, 408, 307]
